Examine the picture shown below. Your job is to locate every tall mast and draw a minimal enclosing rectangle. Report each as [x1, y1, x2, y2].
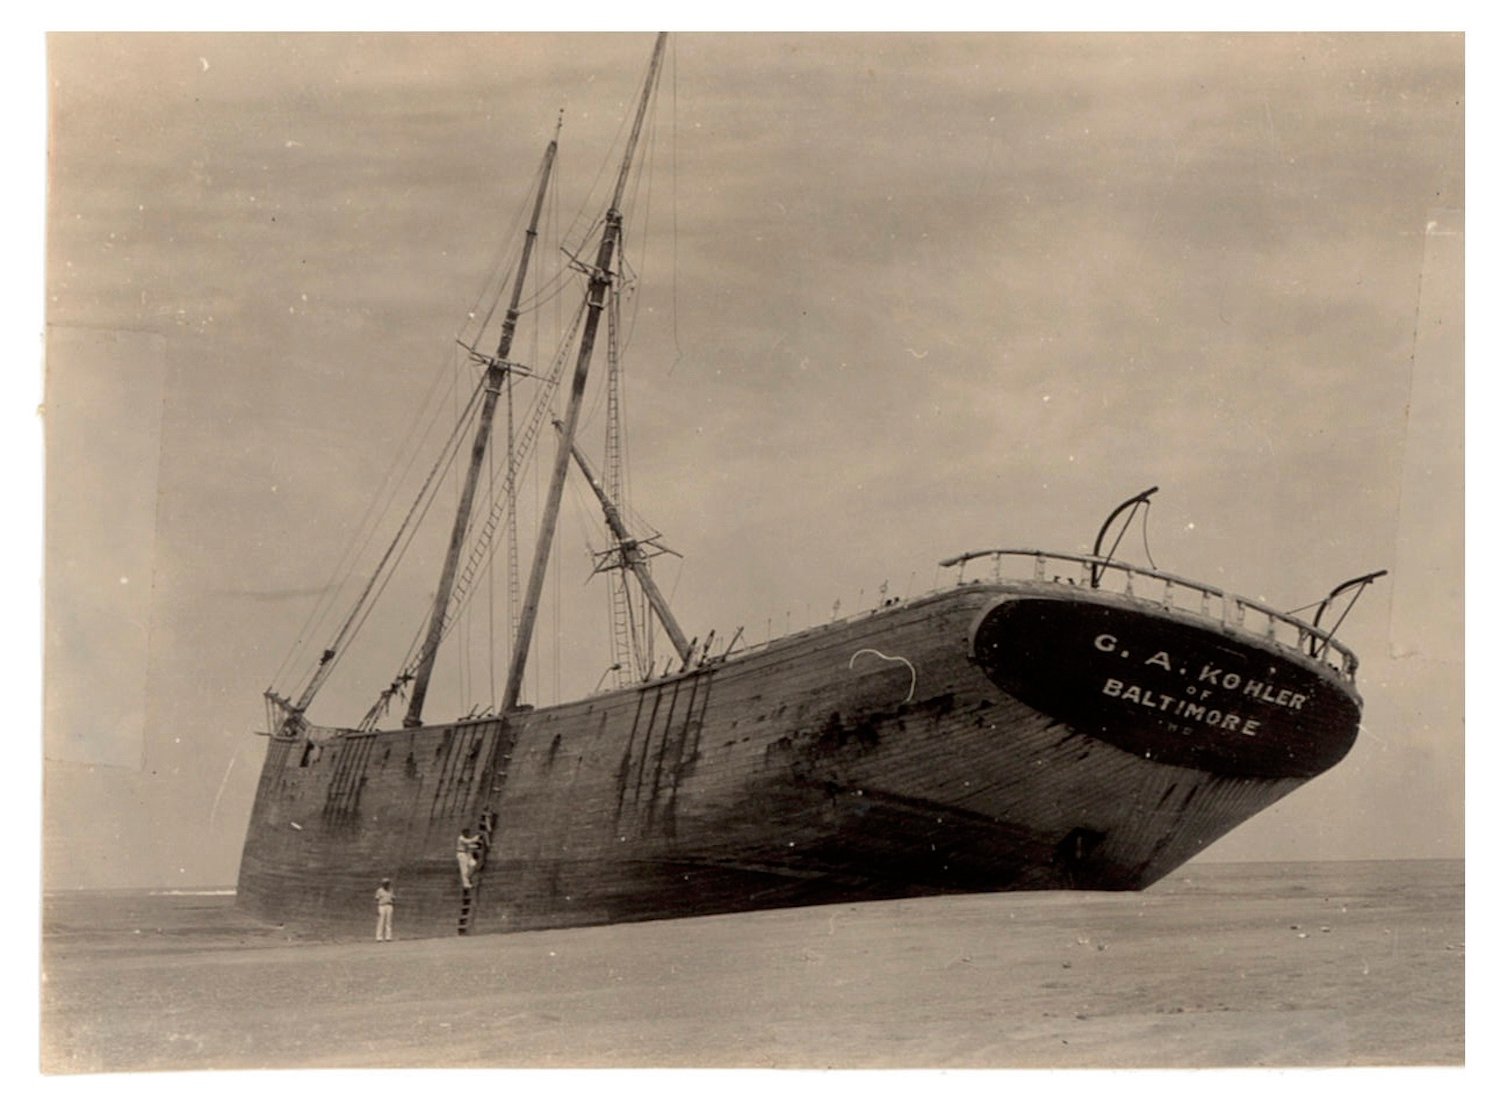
[403, 124, 561, 729]
[502, 32, 668, 714]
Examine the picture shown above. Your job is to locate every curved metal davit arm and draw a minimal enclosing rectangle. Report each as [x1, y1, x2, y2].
[1090, 485, 1159, 588]
[1310, 569, 1388, 658]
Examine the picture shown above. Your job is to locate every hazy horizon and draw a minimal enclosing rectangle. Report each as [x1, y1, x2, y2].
[37, 855, 1464, 896]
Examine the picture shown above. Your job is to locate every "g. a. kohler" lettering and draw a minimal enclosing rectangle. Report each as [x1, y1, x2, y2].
[1092, 633, 1309, 712]
[1195, 666, 1308, 710]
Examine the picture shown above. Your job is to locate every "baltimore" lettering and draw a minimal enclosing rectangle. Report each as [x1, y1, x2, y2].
[1102, 677, 1262, 735]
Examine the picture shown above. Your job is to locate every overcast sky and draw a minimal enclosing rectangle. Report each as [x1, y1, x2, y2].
[42, 32, 1462, 889]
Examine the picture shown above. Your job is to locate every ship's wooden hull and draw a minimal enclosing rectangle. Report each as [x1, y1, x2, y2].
[236, 582, 1361, 938]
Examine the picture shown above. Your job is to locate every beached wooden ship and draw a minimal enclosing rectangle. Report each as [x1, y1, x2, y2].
[236, 35, 1379, 939]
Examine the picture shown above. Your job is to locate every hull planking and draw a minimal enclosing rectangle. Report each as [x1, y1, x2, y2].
[236, 579, 1361, 938]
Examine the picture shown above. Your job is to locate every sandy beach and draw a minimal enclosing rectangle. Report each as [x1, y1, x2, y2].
[40, 858, 1462, 1071]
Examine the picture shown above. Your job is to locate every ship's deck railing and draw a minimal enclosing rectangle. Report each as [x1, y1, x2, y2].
[940, 548, 1360, 681]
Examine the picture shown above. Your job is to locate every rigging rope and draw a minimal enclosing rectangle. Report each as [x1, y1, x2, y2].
[268, 346, 472, 693]
[276, 135, 569, 702]
[274, 151, 556, 698]
[290, 379, 487, 710]
[431, 300, 587, 636]
[461, 152, 552, 346]
[1140, 501, 1158, 570]
[307, 43, 677, 726]
[358, 298, 588, 726]
[668, 37, 683, 375]
[615, 80, 663, 362]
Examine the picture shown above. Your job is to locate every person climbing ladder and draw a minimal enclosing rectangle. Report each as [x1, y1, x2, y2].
[456, 827, 480, 888]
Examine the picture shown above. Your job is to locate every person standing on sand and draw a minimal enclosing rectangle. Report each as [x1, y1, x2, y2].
[375, 878, 395, 941]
